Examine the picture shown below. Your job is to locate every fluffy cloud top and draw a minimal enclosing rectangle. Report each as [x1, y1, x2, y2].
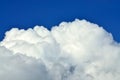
[0, 19, 120, 80]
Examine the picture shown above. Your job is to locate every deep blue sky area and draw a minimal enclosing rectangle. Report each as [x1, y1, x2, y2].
[0, 0, 120, 42]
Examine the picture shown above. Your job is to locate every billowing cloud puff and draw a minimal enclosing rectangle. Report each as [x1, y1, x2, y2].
[0, 19, 120, 80]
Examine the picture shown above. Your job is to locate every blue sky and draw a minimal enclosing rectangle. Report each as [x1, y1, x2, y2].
[0, 0, 120, 42]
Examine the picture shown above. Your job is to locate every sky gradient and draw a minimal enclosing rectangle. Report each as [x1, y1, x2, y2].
[0, 0, 120, 42]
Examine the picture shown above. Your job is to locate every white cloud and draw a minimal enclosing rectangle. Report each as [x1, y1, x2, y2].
[0, 19, 120, 80]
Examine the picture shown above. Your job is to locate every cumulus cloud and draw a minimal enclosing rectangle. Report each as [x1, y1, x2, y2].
[0, 19, 120, 80]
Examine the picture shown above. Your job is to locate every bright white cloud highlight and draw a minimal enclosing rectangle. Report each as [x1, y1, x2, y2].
[0, 19, 120, 80]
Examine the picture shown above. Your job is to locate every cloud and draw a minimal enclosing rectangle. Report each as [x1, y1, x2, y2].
[0, 19, 120, 80]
